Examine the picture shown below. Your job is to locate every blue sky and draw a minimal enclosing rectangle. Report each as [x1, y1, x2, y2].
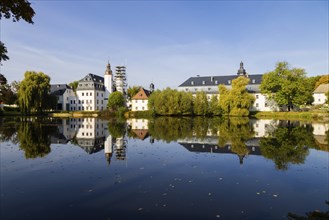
[1, 1, 328, 89]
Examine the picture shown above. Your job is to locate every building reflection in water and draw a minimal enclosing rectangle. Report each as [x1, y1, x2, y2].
[52, 118, 128, 164]
[50, 117, 328, 167]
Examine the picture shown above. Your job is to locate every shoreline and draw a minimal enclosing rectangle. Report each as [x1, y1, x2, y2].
[1, 110, 328, 122]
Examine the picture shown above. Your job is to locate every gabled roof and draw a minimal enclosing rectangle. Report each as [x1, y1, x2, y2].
[314, 84, 329, 94]
[79, 73, 104, 83]
[131, 129, 149, 140]
[132, 88, 151, 100]
[50, 84, 72, 96]
[178, 74, 263, 87]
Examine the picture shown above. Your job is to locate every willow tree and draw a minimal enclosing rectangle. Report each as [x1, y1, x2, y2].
[219, 76, 255, 116]
[18, 71, 51, 114]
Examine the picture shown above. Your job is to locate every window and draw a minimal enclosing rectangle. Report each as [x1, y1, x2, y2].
[97, 92, 99, 96]
[208, 88, 211, 91]
[86, 100, 88, 104]
[78, 107, 81, 110]
[101, 94, 103, 97]
[135, 107, 138, 110]
[265, 102, 268, 107]
[82, 92, 84, 96]
[185, 88, 188, 91]
[142, 100, 144, 103]
[256, 95, 259, 99]
[79, 100, 81, 104]
[135, 100, 137, 103]
[71, 100, 73, 104]
[256, 103, 259, 107]
[90, 100, 92, 104]
[90, 92, 92, 96]
[82, 132, 84, 136]
[101, 100, 103, 104]
[97, 100, 99, 104]
[142, 107, 145, 110]
[82, 100, 84, 104]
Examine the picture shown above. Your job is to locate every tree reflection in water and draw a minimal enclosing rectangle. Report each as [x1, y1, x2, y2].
[260, 121, 316, 170]
[16, 119, 57, 159]
[217, 117, 254, 164]
[0, 117, 326, 169]
[288, 201, 329, 220]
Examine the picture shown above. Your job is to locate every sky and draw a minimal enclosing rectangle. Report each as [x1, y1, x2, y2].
[1, 0, 328, 89]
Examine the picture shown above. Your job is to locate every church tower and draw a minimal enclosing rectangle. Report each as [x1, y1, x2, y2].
[104, 62, 113, 101]
[237, 61, 247, 77]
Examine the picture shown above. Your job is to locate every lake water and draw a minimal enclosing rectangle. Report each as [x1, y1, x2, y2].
[0, 117, 328, 220]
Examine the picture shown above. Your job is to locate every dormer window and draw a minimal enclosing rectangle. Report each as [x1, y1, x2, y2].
[252, 79, 255, 83]
[215, 80, 218, 84]
[228, 80, 231, 84]
[202, 81, 206, 85]
[191, 81, 194, 85]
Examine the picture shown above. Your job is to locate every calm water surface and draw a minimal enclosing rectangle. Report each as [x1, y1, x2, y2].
[0, 117, 328, 220]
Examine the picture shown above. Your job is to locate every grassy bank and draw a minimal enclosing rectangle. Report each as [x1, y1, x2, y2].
[50, 111, 99, 118]
[253, 111, 329, 121]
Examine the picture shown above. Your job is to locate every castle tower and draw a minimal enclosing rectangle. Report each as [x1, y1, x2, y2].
[114, 66, 127, 94]
[237, 61, 247, 76]
[149, 83, 155, 93]
[104, 133, 113, 165]
[104, 62, 113, 101]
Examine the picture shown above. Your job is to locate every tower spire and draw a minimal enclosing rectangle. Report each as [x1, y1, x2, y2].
[237, 61, 247, 76]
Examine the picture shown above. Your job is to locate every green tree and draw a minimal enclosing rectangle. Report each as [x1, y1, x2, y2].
[326, 91, 329, 105]
[0, 74, 18, 104]
[18, 71, 52, 114]
[0, 0, 35, 64]
[178, 91, 193, 115]
[260, 62, 311, 111]
[193, 91, 209, 116]
[127, 86, 141, 100]
[107, 91, 125, 111]
[304, 76, 321, 105]
[0, 42, 9, 64]
[219, 76, 255, 116]
[68, 81, 79, 92]
[148, 88, 194, 116]
[209, 95, 221, 116]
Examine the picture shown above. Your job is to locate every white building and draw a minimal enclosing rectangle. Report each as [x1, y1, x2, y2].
[131, 87, 151, 111]
[53, 63, 127, 111]
[313, 83, 329, 105]
[177, 62, 278, 112]
[50, 84, 75, 111]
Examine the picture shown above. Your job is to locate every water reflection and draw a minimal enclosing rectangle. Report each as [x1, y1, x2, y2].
[0, 117, 328, 169]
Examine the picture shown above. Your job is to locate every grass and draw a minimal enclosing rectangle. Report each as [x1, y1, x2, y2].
[252, 111, 329, 122]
